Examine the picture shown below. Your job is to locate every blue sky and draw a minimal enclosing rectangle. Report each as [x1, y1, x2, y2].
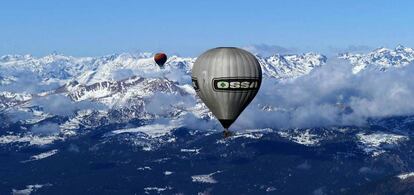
[0, 0, 413, 56]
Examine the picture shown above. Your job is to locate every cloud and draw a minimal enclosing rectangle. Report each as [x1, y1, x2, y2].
[179, 112, 219, 130]
[164, 69, 192, 84]
[232, 58, 414, 129]
[243, 44, 297, 56]
[31, 122, 60, 136]
[7, 110, 34, 123]
[145, 91, 197, 116]
[328, 45, 372, 54]
[0, 70, 60, 93]
[112, 69, 134, 81]
[30, 94, 107, 117]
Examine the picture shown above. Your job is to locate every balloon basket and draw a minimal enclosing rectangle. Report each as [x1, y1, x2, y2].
[223, 129, 233, 138]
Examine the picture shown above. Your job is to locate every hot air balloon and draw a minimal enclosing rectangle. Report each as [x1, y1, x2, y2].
[191, 47, 262, 137]
[154, 53, 167, 68]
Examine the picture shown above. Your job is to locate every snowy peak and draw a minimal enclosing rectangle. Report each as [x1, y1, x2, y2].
[66, 76, 188, 103]
[259, 53, 327, 79]
[0, 52, 195, 86]
[0, 53, 97, 82]
[339, 45, 414, 73]
[0, 91, 32, 110]
[0, 51, 327, 86]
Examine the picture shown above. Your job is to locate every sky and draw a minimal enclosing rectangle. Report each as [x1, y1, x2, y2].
[0, 0, 413, 57]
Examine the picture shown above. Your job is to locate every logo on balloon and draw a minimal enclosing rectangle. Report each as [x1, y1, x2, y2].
[216, 81, 230, 89]
[213, 78, 260, 91]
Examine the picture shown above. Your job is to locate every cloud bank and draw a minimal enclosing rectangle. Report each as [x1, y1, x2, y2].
[30, 94, 107, 117]
[233, 59, 414, 129]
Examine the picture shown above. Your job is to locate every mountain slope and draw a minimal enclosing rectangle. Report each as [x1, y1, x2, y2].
[339, 45, 414, 73]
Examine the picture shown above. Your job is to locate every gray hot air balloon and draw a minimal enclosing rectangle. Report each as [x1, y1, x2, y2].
[191, 47, 262, 135]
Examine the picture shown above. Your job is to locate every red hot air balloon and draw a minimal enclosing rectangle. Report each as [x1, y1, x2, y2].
[154, 53, 168, 68]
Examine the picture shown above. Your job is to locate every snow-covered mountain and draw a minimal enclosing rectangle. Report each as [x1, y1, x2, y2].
[0, 52, 326, 85]
[259, 53, 327, 79]
[1, 46, 414, 154]
[0, 51, 328, 123]
[2, 48, 414, 194]
[339, 45, 414, 73]
[0, 91, 31, 111]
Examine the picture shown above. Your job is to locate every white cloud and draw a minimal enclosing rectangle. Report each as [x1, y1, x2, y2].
[30, 94, 107, 117]
[232, 59, 414, 129]
[243, 44, 296, 56]
[31, 123, 60, 135]
[328, 45, 372, 54]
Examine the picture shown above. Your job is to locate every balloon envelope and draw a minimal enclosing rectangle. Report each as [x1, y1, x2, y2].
[154, 53, 167, 67]
[191, 47, 262, 129]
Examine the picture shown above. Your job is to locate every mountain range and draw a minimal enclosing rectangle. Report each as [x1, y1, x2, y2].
[1, 46, 414, 145]
[2, 45, 414, 194]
